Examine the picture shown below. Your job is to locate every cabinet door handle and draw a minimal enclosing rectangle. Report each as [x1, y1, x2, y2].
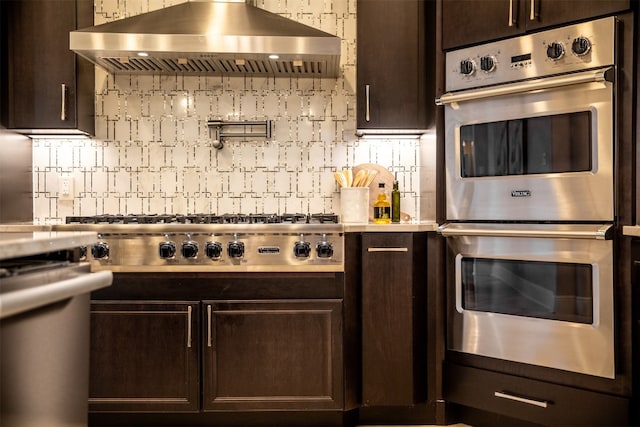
[529, 0, 536, 20]
[365, 84, 371, 122]
[508, 0, 515, 27]
[367, 247, 409, 252]
[60, 83, 67, 121]
[186, 306, 192, 348]
[207, 304, 213, 348]
[494, 391, 549, 408]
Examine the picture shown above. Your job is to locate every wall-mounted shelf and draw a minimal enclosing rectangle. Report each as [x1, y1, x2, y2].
[207, 120, 272, 149]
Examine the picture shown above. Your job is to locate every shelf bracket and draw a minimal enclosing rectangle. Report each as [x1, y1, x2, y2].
[207, 119, 273, 150]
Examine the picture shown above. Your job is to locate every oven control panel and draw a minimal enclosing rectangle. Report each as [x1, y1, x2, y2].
[445, 16, 616, 92]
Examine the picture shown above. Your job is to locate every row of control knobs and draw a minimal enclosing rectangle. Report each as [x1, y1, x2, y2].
[90, 234, 334, 260]
[460, 36, 592, 76]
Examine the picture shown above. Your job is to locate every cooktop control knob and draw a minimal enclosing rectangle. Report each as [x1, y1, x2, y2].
[181, 234, 198, 258]
[294, 234, 311, 258]
[315, 234, 334, 258]
[159, 235, 177, 259]
[459, 59, 476, 76]
[480, 55, 496, 72]
[546, 42, 565, 60]
[571, 36, 592, 56]
[227, 234, 245, 258]
[205, 240, 223, 260]
[91, 241, 109, 260]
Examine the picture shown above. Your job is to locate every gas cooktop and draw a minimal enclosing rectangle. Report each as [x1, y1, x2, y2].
[53, 213, 344, 273]
[64, 213, 339, 225]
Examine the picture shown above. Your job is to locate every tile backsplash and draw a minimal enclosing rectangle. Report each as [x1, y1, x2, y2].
[32, 0, 436, 224]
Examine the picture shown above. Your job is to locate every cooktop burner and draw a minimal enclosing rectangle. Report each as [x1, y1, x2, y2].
[65, 213, 339, 225]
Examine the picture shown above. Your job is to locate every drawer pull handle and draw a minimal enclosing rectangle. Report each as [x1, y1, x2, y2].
[367, 247, 409, 252]
[495, 391, 549, 408]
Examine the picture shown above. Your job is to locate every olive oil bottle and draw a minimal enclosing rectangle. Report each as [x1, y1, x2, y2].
[391, 180, 400, 223]
[373, 182, 391, 224]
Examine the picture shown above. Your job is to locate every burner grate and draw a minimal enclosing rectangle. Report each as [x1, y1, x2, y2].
[65, 213, 340, 225]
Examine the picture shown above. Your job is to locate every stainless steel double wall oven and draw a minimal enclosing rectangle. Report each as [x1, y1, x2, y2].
[437, 17, 621, 379]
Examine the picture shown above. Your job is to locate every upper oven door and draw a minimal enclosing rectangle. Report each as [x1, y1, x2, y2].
[442, 72, 614, 221]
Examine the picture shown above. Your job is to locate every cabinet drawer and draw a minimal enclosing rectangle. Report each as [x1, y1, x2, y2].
[444, 362, 628, 426]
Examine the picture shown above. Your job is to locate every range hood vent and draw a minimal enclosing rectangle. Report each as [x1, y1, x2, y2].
[70, 0, 341, 77]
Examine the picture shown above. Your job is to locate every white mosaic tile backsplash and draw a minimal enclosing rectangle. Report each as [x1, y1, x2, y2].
[32, 0, 436, 224]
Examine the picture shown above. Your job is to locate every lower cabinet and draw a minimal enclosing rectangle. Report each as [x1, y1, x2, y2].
[444, 362, 629, 426]
[202, 300, 344, 411]
[89, 299, 343, 413]
[89, 302, 200, 412]
[361, 232, 427, 406]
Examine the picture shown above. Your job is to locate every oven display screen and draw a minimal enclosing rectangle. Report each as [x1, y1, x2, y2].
[511, 53, 532, 63]
[460, 257, 593, 324]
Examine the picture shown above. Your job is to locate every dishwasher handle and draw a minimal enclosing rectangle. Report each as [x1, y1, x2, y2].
[0, 270, 113, 319]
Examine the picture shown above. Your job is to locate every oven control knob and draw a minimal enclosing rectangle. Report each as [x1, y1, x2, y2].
[159, 241, 177, 259]
[315, 234, 334, 258]
[205, 241, 223, 260]
[459, 59, 476, 76]
[91, 242, 109, 259]
[546, 42, 565, 60]
[78, 245, 88, 260]
[181, 241, 199, 259]
[571, 36, 592, 56]
[227, 236, 245, 258]
[294, 235, 311, 258]
[480, 56, 496, 72]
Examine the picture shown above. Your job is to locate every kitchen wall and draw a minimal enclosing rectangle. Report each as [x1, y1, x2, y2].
[32, 0, 436, 224]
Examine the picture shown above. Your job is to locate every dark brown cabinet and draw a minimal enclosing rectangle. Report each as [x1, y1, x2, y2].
[88, 301, 200, 412]
[361, 233, 427, 406]
[89, 299, 343, 413]
[0, 0, 94, 135]
[442, 0, 631, 50]
[202, 300, 344, 411]
[356, 0, 434, 134]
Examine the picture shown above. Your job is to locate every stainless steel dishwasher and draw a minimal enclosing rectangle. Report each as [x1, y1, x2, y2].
[0, 258, 112, 427]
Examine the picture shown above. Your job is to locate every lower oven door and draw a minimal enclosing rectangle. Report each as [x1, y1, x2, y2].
[440, 223, 615, 379]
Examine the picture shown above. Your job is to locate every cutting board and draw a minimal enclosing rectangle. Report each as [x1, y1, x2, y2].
[352, 163, 410, 221]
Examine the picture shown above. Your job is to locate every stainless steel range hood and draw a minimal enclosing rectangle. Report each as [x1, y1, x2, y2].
[69, 0, 341, 77]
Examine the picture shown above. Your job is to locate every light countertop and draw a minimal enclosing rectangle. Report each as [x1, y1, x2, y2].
[623, 226, 640, 237]
[343, 221, 439, 233]
[0, 231, 98, 260]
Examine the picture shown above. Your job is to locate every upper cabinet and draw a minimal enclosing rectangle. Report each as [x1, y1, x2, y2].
[356, 0, 435, 135]
[1, 0, 95, 136]
[442, 0, 631, 50]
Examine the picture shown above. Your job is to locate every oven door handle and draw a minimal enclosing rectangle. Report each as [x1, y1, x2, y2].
[438, 223, 613, 240]
[435, 67, 613, 105]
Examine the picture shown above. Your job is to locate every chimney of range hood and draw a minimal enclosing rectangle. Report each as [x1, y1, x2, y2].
[69, 0, 342, 77]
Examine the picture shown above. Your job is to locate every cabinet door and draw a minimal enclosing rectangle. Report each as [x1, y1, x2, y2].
[356, 0, 432, 131]
[89, 301, 199, 412]
[203, 300, 343, 411]
[525, 0, 630, 31]
[442, 0, 631, 50]
[442, 0, 522, 50]
[1, 0, 94, 134]
[361, 233, 427, 406]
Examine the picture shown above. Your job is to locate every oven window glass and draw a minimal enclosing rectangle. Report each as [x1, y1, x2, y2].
[460, 111, 591, 178]
[461, 258, 593, 324]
